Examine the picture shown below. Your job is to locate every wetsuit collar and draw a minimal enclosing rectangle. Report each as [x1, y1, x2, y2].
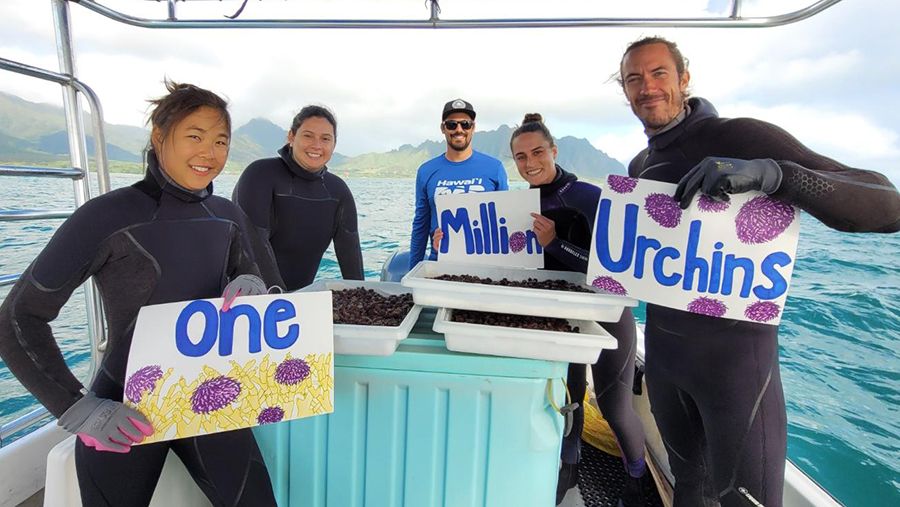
[648, 97, 719, 150]
[134, 151, 211, 203]
[533, 164, 578, 197]
[278, 144, 328, 181]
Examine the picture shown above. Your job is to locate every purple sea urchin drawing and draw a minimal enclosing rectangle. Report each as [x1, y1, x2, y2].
[735, 196, 795, 244]
[275, 358, 311, 385]
[607, 175, 638, 194]
[257, 406, 285, 425]
[190, 376, 241, 414]
[687, 297, 728, 318]
[509, 231, 527, 253]
[644, 193, 682, 228]
[125, 365, 163, 403]
[744, 301, 781, 323]
[697, 194, 730, 213]
[591, 276, 628, 296]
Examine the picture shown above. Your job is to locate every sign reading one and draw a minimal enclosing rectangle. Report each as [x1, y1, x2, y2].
[587, 175, 800, 325]
[124, 292, 334, 443]
[435, 188, 543, 268]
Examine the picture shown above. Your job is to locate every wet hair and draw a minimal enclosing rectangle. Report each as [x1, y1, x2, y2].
[509, 113, 555, 152]
[614, 36, 690, 92]
[290, 105, 337, 138]
[147, 79, 230, 151]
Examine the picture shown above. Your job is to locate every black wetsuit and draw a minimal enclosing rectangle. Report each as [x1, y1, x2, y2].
[539, 167, 646, 474]
[233, 145, 364, 291]
[0, 153, 277, 506]
[629, 97, 900, 507]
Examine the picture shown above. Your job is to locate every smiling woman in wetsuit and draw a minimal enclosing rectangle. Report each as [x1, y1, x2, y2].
[0, 81, 278, 506]
[510, 114, 651, 506]
[232, 105, 364, 291]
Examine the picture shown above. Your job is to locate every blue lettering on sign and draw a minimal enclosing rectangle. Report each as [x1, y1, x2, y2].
[753, 252, 791, 299]
[175, 298, 301, 357]
[594, 200, 637, 272]
[439, 201, 543, 255]
[593, 197, 793, 301]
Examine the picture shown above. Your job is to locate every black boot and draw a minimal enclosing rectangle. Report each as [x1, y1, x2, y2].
[555, 463, 579, 505]
[617, 472, 650, 507]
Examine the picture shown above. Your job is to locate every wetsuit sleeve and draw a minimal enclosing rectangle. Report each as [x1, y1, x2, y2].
[717, 118, 900, 233]
[543, 181, 600, 273]
[544, 238, 590, 273]
[229, 211, 284, 290]
[232, 162, 275, 235]
[409, 166, 431, 269]
[333, 183, 365, 281]
[0, 207, 109, 417]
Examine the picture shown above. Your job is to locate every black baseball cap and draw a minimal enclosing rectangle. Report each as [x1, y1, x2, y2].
[442, 98, 476, 120]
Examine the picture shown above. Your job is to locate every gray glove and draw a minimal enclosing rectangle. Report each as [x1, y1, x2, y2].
[674, 157, 783, 209]
[222, 273, 268, 311]
[58, 392, 153, 453]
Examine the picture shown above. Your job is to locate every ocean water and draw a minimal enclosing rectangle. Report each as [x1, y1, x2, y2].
[1, 172, 898, 506]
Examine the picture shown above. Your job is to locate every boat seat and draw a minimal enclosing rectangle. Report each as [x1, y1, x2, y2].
[43, 436, 212, 507]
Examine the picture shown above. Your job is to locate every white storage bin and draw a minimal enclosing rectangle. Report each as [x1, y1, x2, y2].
[432, 307, 618, 364]
[401, 261, 637, 322]
[299, 280, 422, 356]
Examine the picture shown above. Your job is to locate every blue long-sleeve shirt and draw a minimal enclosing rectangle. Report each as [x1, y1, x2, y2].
[409, 151, 508, 268]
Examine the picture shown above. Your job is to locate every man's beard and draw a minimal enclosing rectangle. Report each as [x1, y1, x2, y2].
[448, 138, 471, 152]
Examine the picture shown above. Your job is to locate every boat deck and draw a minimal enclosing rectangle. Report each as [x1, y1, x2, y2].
[561, 439, 664, 507]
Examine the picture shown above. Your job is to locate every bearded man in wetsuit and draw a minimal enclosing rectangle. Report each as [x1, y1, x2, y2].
[617, 36, 900, 507]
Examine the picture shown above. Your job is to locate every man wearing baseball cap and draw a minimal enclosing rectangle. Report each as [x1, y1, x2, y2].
[408, 98, 509, 268]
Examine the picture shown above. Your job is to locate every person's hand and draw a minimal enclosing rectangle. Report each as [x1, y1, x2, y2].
[530, 213, 557, 247]
[673, 157, 783, 209]
[431, 227, 444, 254]
[58, 392, 154, 453]
[222, 274, 267, 311]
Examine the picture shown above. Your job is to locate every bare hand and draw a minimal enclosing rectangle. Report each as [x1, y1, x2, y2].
[432, 227, 444, 254]
[530, 213, 557, 247]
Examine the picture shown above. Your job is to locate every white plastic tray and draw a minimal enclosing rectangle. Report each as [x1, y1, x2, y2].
[401, 261, 637, 322]
[432, 308, 618, 364]
[299, 280, 422, 356]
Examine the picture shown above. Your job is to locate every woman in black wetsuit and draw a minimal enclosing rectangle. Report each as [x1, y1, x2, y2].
[510, 114, 650, 506]
[232, 105, 364, 291]
[0, 81, 277, 506]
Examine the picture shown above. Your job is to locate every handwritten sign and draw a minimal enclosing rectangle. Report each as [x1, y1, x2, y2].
[435, 188, 543, 268]
[124, 292, 334, 443]
[587, 175, 800, 325]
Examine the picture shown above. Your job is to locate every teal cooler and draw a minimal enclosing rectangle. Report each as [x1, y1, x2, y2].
[254, 309, 568, 506]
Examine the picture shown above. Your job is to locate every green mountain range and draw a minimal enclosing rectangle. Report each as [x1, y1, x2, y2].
[0, 91, 625, 180]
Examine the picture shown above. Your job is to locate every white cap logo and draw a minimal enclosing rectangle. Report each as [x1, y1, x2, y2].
[452, 100, 466, 109]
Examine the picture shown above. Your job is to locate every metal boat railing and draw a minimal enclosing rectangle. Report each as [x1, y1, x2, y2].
[76, 0, 843, 29]
[0, 0, 111, 446]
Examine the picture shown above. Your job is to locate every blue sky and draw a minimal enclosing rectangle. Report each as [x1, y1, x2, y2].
[1, 0, 897, 182]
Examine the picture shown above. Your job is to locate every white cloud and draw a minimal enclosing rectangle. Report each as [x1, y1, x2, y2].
[592, 128, 649, 169]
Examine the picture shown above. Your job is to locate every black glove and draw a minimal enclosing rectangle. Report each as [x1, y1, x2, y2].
[673, 157, 783, 209]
